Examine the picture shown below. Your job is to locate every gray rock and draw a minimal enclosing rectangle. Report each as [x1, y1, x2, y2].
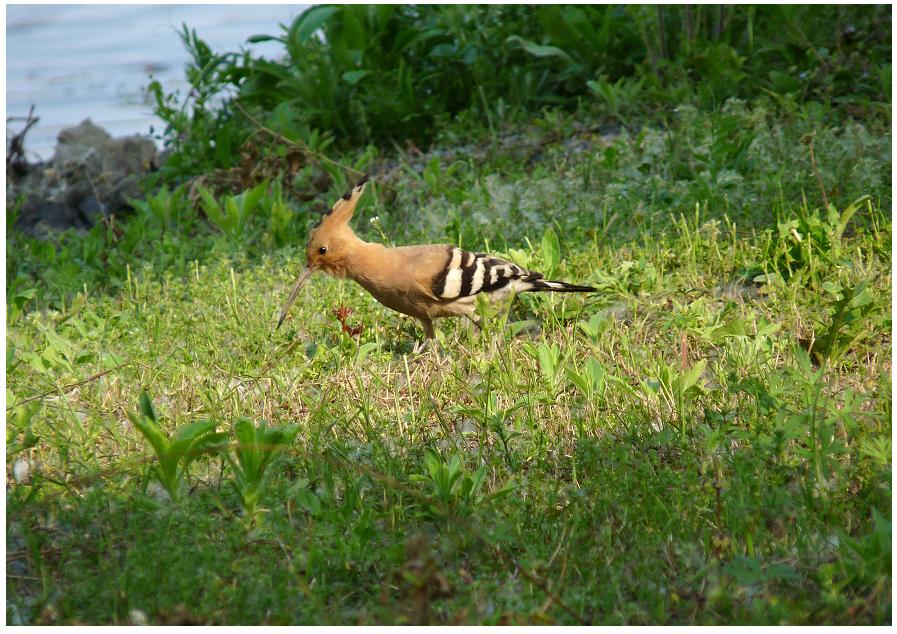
[18, 199, 85, 236]
[78, 195, 107, 223]
[52, 119, 112, 164]
[103, 136, 157, 175]
[8, 118, 159, 237]
[111, 174, 143, 205]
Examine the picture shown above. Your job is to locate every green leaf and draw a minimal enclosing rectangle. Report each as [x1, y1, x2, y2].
[7, 404, 40, 459]
[566, 367, 590, 395]
[199, 187, 225, 228]
[224, 197, 240, 233]
[129, 413, 169, 463]
[342, 70, 372, 85]
[485, 478, 516, 502]
[291, 5, 339, 44]
[246, 33, 283, 44]
[173, 419, 218, 444]
[768, 70, 802, 94]
[506, 35, 573, 62]
[234, 418, 261, 471]
[833, 195, 869, 244]
[508, 320, 539, 336]
[713, 317, 751, 341]
[44, 329, 74, 360]
[678, 359, 707, 393]
[139, 392, 157, 424]
[244, 180, 268, 213]
[354, 342, 380, 366]
[295, 488, 322, 516]
[606, 373, 638, 398]
[339, 8, 366, 53]
[468, 466, 487, 498]
[541, 227, 561, 277]
[585, 358, 606, 392]
[535, 342, 561, 385]
[429, 43, 458, 58]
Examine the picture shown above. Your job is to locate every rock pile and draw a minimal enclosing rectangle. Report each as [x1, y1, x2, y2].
[7, 119, 160, 237]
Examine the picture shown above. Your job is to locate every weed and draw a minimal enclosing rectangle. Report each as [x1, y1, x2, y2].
[127, 185, 191, 233]
[410, 448, 513, 520]
[129, 393, 227, 501]
[7, 403, 40, 461]
[198, 181, 269, 241]
[227, 418, 299, 521]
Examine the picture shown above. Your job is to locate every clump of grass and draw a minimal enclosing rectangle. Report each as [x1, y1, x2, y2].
[227, 418, 299, 521]
[129, 392, 226, 502]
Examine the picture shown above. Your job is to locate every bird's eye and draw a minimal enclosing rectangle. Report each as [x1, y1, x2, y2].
[318, 246, 328, 255]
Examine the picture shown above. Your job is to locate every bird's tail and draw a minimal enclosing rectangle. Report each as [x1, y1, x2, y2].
[525, 278, 596, 293]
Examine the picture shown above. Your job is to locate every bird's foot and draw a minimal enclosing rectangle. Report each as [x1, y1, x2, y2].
[411, 339, 431, 355]
[408, 339, 450, 367]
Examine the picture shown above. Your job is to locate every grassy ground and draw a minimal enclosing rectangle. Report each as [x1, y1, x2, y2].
[6, 105, 892, 624]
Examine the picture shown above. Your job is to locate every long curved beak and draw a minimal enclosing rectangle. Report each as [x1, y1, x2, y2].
[277, 267, 312, 329]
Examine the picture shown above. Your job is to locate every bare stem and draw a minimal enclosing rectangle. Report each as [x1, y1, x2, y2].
[806, 135, 830, 210]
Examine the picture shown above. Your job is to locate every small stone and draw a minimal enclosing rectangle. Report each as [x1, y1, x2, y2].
[147, 482, 171, 503]
[12, 458, 30, 484]
[129, 609, 149, 626]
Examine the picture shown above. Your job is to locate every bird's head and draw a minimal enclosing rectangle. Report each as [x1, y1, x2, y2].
[277, 176, 369, 329]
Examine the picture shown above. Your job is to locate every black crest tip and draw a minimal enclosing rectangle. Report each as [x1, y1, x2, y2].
[341, 175, 371, 201]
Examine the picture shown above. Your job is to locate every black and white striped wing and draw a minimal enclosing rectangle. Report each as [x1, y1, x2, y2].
[431, 248, 539, 300]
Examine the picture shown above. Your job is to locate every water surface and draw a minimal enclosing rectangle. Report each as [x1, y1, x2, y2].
[7, 4, 308, 159]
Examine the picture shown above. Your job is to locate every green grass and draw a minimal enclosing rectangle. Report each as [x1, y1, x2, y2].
[6, 104, 891, 624]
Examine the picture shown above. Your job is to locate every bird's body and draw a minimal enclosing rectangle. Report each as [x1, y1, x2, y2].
[278, 178, 596, 343]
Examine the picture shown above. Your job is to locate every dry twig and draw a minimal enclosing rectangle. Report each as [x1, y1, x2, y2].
[7, 104, 39, 176]
[233, 100, 396, 192]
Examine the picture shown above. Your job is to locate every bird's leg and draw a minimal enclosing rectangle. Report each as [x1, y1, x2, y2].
[412, 318, 436, 355]
[421, 318, 436, 340]
[458, 305, 485, 345]
[460, 314, 483, 346]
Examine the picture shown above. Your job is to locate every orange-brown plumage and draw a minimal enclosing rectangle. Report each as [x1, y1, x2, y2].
[278, 178, 595, 345]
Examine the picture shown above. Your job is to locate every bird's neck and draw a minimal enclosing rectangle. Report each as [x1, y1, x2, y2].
[333, 230, 390, 282]
[346, 239, 389, 281]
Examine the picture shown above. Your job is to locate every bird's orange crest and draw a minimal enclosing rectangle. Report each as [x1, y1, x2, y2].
[304, 176, 369, 276]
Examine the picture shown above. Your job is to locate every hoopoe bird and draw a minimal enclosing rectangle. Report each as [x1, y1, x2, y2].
[277, 177, 596, 349]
